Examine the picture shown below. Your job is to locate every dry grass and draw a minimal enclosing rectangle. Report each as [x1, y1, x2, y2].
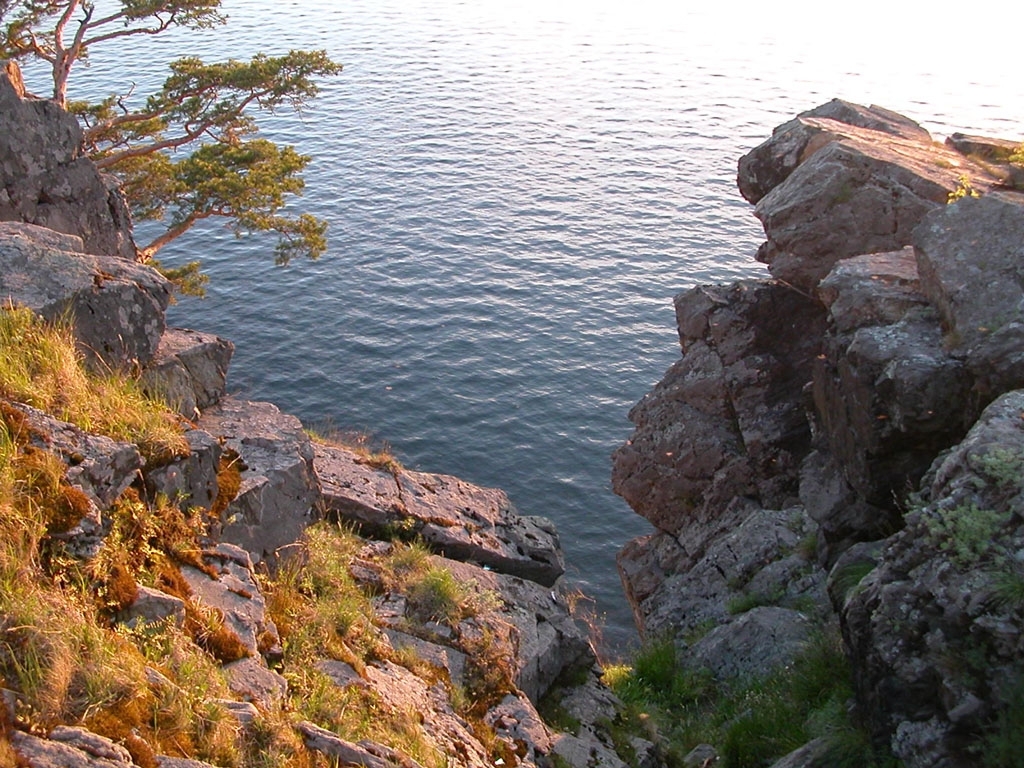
[0, 306, 187, 464]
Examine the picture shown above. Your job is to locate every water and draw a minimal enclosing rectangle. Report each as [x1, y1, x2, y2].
[26, 0, 1023, 655]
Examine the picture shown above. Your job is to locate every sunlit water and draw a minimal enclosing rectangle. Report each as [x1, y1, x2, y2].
[28, 0, 1023, 654]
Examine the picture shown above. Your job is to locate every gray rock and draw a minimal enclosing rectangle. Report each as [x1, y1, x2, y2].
[0, 65, 136, 260]
[946, 132, 1021, 162]
[682, 743, 718, 768]
[841, 390, 1024, 766]
[382, 627, 468, 686]
[913, 195, 1024, 401]
[141, 328, 234, 419]
[8, 401, 142, 509]
[0, 221, 170, 369]
[222, 656, 288, 707]
[742, 104, 999, 292]
[296, 721, 427, 768]
[618, 501, 824, 641]
[766, 738, 831, 768]
[10, 726, 133, 767]
[157, 756, 219, 768]
[181, 543, 279, 658]
[144, 429, 221, 512]
[358, 661, 494, 768]
[316, 443, 565, 586]
[486, 693, 555, 766]
[197, 398, 319, 564]
[315, 659, 367, 688]
[433, 556, 593, 703]
[817, 247, 929, 333]
[119, 585, 186, 628]
[811, 309, 970, 509]
[687, 606, 815, 681]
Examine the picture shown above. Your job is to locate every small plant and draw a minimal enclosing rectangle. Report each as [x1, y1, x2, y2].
[948, 174, 981, 202]
[726, 587, 786, 615]
[981, 674, 1024, 768]
[923, 502, 1010, 569]
[990, 564, 1024, 612]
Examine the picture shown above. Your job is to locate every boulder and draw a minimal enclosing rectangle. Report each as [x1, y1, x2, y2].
[143, 429, 221, 512]
[10, 726, 133, 767]
[618, 501, 824, 642]
[0, 221, 170, 369]
[197, 397, 319, 564]
[841, 390, 1024, 767]
[738, 98, 932, 205]
[141, 328, 234, 419]
[686, 606, 815, 681]
[119, 585, 186, 628]
[8, 401, 142, 509]
[817, 247, 929, 333]
[315, 443, 564, 586]
[222, 656, 287, 708]
[180, 544, 280, 658]
[738, 99, 1001, 292]
[913, 195, 1024, 402]
[0, 64, 136, 260]
[296, 721, 429, 768]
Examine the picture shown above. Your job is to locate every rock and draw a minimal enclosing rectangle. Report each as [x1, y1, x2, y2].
[618, 501, 824, 641]
[119, 585, 187, 628]
[817, 247, 929, 333]
[9, 401, 143, 509]
[215, 698, 260, 728]
[157, 756, 219, 768]
[913, 195, 1024, 402]
[296, 721, 427, 768]
[486, 692, 555, 766]
[945, 133, 1021, 163]
[382, 627, 468, 686]
[811, 308, 971, 510]
[738, 98, 932, 204]
[197, 398, 319, 564]
[359, 661, 494, 768]
[682, 743, 718, 768]
[766, 737, 831, 768]
[687, 606, 816, 681]
[141, 328, 234, 419]
[10, 727, 133, 767]
[841, 390, 1024, 767]
[315, 659, 367, 689]
[143, 429, 221, 512]
[0, 221, 170, 369]
[222, 656, 288, 707]
[315, 443, 565, 586]
[181, 543, 280, 658]
[613, 281, 825, 541]
[0, 65, 136, 260]
[740, 100, 1000, 292]
[547, 671, 660, 768]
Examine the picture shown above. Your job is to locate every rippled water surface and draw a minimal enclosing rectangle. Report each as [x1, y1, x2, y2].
[42, 0, 1023, 653]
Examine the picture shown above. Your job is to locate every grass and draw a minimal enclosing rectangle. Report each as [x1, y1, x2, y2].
[0, 306, 187, 464]
[603, 630, 895, 768]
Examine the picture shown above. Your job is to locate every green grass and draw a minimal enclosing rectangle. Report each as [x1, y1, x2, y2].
[604, 631, 894, 768]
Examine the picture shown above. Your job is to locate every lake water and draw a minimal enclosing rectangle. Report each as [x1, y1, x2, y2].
[32, 0, 1023, 655]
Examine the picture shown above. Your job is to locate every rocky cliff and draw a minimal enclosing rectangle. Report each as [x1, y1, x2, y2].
[0, 66, 648, 768]
[613, 99, 1024, 767]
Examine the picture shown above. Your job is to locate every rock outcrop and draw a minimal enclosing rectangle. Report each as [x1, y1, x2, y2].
[0, 62, 136, 260]
[615, 99, 1024, 766]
